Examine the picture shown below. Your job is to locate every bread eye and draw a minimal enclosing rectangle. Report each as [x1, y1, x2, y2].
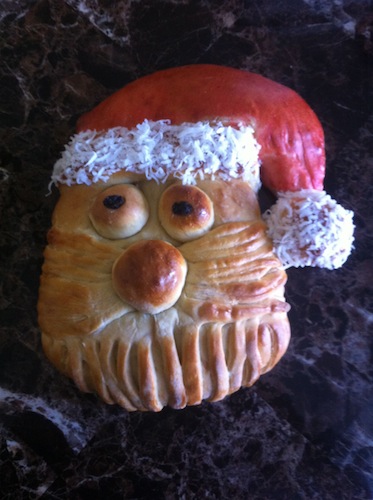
[89, 184, 149, 239]
[159, 184, 214, 241]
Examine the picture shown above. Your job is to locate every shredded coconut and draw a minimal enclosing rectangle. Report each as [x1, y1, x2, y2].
[263, 190, 355, 269]
[51, 119, 262, 191]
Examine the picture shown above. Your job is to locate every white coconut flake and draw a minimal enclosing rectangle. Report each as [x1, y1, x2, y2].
[50, 119, 262, 191]
[263, 190, 355, 269]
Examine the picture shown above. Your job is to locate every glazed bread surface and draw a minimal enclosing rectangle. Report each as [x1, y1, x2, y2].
[38, 177, 290, 411]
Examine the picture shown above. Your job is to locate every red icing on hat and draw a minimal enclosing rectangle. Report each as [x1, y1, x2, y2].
[77, 64, 325, 193]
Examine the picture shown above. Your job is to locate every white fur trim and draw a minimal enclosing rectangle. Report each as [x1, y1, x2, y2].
[51, 120, 262, 190]
[263, 190, 355, 269]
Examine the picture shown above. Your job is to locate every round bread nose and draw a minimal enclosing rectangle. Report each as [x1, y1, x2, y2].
[112, 240, 187, 314]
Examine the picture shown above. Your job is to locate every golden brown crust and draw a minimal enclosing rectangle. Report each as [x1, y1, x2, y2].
[198, 180, 261, 225]
[41, 307, 290, 410]
[159, 184, 214, 241]
[38, 178, 291, 411]
[89, 184, 149, 239]
[112, 240, 187, 314]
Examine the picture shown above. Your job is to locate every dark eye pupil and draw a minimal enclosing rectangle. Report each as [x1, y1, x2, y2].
[172, 201, 194, 216]
[103, 195, 125, 209]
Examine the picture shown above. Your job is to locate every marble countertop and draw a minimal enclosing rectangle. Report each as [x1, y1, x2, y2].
[1, 0, 373, 498]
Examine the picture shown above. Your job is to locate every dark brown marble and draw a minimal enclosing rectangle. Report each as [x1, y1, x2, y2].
[1, 0, 373, 498]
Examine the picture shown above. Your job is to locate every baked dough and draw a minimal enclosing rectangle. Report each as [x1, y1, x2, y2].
[158, 184, 215, 241]
[89, 184, 149, 239]
[112, 239, 187, 314]
[38, 64, 354, 410]
[40, 63, 359, 411]
[38, 178, 290, 411]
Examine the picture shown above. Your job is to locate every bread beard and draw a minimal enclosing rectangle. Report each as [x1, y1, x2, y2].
[38, 172, 290, 411]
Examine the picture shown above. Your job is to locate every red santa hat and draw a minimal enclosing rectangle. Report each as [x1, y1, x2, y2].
[52, 64, 354, 269]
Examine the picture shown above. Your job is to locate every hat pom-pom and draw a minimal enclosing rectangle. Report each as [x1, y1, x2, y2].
[263, 190, 355, 269]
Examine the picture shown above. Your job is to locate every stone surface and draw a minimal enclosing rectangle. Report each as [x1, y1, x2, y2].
[1, 0, 373, 498]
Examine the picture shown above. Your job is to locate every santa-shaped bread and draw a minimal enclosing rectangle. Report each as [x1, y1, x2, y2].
[38, 65, 354, 411]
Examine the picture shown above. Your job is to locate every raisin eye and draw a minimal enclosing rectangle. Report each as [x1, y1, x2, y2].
[103, 195, 125, 210]
[89, 185, 149, 239]
[159, 184, 214, 242]
[172, 201, 194, 216]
